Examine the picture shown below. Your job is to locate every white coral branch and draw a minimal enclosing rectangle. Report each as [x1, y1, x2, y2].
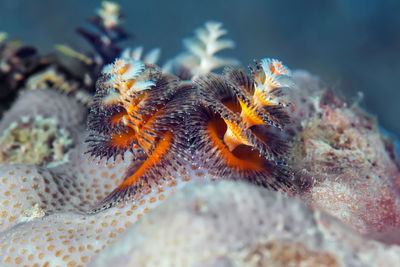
[164, 21, 239, 79]
[120, 46, 161, 65]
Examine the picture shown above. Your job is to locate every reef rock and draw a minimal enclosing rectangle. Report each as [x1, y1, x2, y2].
[290, 71, 400, 242]
[89, 181, 400, 267]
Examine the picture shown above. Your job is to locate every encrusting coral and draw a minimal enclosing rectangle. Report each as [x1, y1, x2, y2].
[90, 181, 400, 267]
[0, 1, 400, 266]
[288, 71, 400, 241]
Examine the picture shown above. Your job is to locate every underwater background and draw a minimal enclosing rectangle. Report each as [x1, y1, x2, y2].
[1, 0, 399, 136]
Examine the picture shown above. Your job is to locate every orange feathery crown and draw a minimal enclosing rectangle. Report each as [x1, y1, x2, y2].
[87, 57, 295, 211]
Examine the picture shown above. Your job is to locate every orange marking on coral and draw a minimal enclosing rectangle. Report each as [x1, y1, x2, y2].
[167, 180, 178, 187]
[143, 207, 151, 213]
[195, 171, 204, 177]
[182, 176, 192, 182]
[208, 120, 264, 171]
[156, 187, 165, 193]
[118, 131, 173, 189]
[149, 196, 156, 203]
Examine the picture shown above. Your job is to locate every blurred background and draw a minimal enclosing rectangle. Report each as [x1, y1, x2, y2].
[1, 0, 399, 136]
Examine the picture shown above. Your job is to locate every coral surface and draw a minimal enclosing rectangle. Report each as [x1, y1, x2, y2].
[90, 181, 400, 267]
[289, 71, 400, 242]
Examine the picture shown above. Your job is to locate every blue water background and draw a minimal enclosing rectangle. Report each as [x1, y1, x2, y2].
[0, 0, 399, 137]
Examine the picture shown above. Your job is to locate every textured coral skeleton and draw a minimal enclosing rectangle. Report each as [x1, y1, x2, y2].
[1, 1, 400, 267]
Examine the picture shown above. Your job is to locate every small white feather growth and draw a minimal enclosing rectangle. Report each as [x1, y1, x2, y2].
[164, 21, 239, 79]
[120, 46, 161, 65]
